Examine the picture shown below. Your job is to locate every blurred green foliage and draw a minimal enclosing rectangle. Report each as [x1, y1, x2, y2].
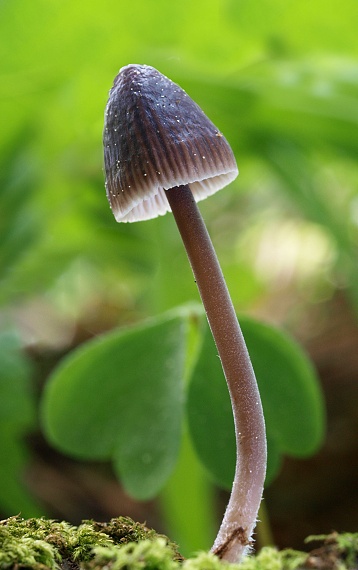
[0, 332, 41, 517]
[42, 313, 187, 500]
[41, 308, 324, 498]
[187, 314, 325, 489]
[1, 0, 357, 314]
[0, 0, 357, 557]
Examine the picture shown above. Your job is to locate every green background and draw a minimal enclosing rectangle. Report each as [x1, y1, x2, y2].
[1, 0, 357, 558]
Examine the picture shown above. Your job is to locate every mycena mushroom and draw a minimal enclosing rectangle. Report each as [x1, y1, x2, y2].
[103, 64, 267, 563]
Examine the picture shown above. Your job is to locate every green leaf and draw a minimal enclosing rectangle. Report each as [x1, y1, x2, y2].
[0, 423, 42, 517]
[0, 331, 40, 516]
[187, 316, 325, 489]
[0, 332, 35, 427]
[41, 313, 186, 500]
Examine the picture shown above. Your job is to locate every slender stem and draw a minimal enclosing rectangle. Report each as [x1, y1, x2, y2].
[165, 185, 267, 563]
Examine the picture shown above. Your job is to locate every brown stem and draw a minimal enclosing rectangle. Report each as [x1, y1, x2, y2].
[165, 184, 267, 562]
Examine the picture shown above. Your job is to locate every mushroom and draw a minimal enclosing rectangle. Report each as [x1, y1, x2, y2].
[103, 64, 267, 563]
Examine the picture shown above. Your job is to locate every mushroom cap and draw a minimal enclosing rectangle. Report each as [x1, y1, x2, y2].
[104, 64, 238, 222]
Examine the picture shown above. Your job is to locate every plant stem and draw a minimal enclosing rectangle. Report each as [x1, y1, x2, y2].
[165, 184, 267, 563]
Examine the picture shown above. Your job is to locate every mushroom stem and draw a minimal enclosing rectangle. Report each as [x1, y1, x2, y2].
[165, 184, 267, 563]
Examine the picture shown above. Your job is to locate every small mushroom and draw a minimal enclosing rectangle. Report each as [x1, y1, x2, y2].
[103, 64, 267, 563]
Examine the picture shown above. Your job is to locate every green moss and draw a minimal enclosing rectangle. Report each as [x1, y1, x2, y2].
[183, 551, 240, 570]
[237, 534, 358, 570]
[85, 538, 177, 570]
[305, 532, 358, 570]
[88, 516, 181, 559]
[238, 547, 307, 570]
[0, 516, 164, 569]
[83, 537, 358, 570]
[0, 517, 112, 570]
[0, 517, 357, 570]
[86, 541, 241, 570]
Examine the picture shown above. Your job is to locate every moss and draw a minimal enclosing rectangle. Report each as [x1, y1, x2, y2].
[0, 517, 60, 570]
[0, 516, 157, 570]
[85, 538, 177, 570]
[88, 517, 181, 560]
[237, 534, 358, 570]
[0, 517, 357, 570]
[85, 541, 243, 570]
[304, 532, 358, 570]
[238, 547, 307, 570]
[0, 516, 181, 570]
[183, 551, 240, 570]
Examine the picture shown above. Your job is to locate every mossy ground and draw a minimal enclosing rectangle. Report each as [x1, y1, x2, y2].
[0, 516, 357, 570]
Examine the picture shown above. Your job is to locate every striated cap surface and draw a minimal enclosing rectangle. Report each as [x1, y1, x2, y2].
[104, 64, 238, 222]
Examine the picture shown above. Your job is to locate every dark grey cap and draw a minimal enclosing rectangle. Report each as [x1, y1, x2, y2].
[104, 64, 238, 222]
